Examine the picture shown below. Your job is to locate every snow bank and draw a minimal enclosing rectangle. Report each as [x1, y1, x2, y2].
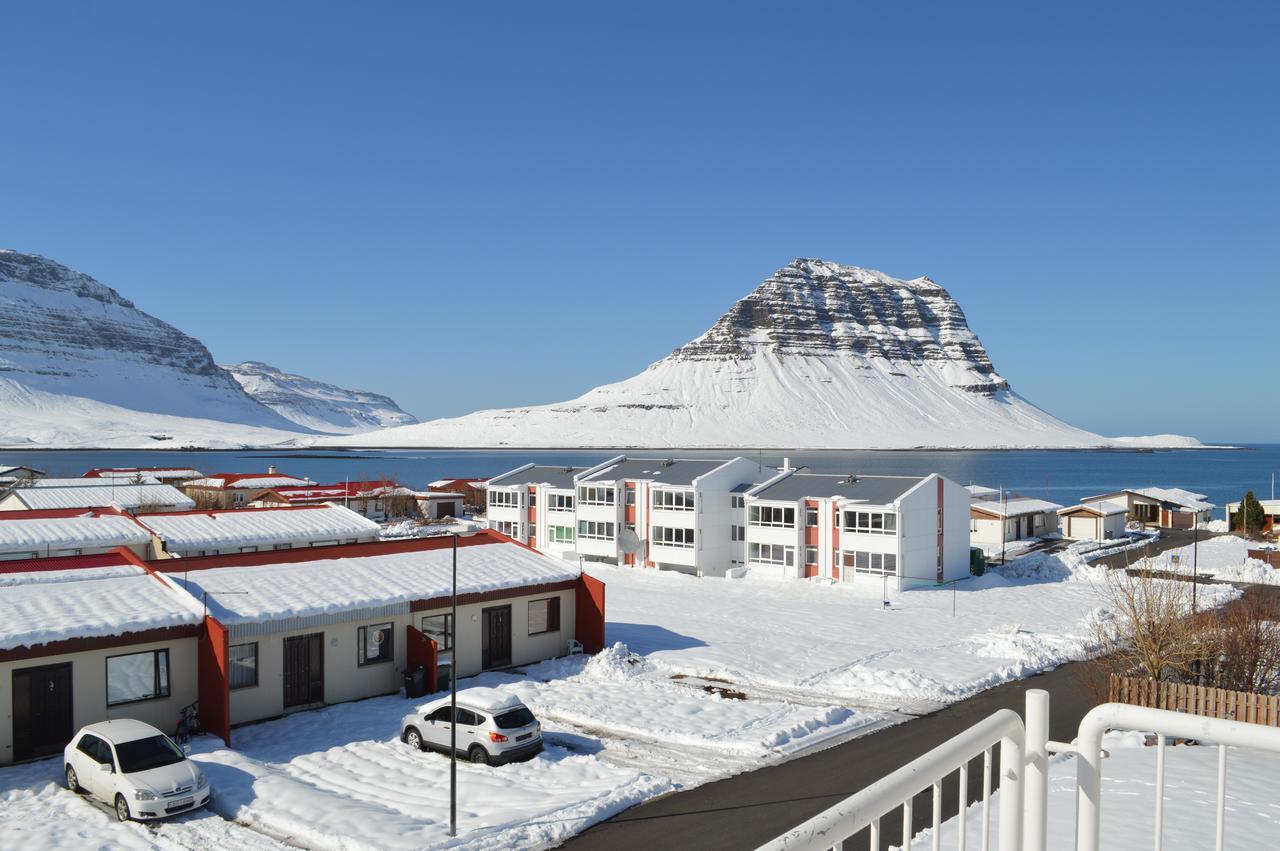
[1141, 535, 1280, 585]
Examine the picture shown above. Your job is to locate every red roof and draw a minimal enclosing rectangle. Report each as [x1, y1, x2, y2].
[187, 472, 310, 487]
[154, 528, 513, 572]
[252, 481, 397, 502]
[140, 504, 342, 519]
[0, 550, 137, 574]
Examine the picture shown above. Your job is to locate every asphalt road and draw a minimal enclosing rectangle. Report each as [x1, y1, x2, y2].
[560, 661, 1102, 851]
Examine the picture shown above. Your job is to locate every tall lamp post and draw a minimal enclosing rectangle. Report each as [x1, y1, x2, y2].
[449, 523, 477, 838]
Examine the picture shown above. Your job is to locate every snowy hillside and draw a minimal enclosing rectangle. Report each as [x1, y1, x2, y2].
[224, 361, 417, 434]
[330, 259, 1198, 449]
[0, 250, 308, 445]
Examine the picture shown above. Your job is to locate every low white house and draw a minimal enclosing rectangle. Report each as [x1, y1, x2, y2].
[139, 504, 381, 558]
[0, 508, 151, 561]
[1057, 502, 1129, 540]
[969, 496, 1063, 548]
[0, 553, 204, 764]
[0, 483, 196, 514]
[744, 469, 972, 588]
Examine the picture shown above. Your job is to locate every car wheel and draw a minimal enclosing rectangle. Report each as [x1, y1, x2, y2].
[405, 727, 424, 751]
[468, 745, 489, 765]
[114, 794, 131, 822]
[65, 765, 80, 793]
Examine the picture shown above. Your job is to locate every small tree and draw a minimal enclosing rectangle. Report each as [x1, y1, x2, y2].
[1091, 566, 1200, 681]
[1180, 596, 1280, 694]
[1233, 491, 1267, 537]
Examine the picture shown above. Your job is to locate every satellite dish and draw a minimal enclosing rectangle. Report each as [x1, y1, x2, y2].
[617, 527, 643, 555]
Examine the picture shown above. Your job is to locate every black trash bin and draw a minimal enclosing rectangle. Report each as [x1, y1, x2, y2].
[404, 666, 428, 699]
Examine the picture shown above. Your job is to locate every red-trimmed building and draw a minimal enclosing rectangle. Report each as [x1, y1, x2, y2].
[83, 466, 204, 484]
[0, 506, 152, 560]
[180, 467, 314, 509]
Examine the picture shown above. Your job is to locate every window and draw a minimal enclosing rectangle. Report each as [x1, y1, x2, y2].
[549, 493, 574, 511]
[548, 525, 575, 544]
[625, 487, 636, 506]
[422, 614, 452, 650]
[841, 550, 898, 576]
[229, 643, 258, 690]
[731, 495, 745, 509]
[748, 543, 794, 566]
[730, 525, 746, 541]
[577, 519, 615, 540]
[239, 545, 259, 553]
[273, 543, 292, 551]
[841, 511, 898, 535]
[106, 649, 170, 705]
[491, 520, 520, 538]
[358, 622, 394, 666]
[489, 490, 519, 509]
[938, 509, 943, 533]
[805, 546, 818, 565]
[528, 597, 561, 634]
[749, 505, 796, 528]
[577, 486, 615, 506]
[527, 492, 537, 507]
[1034, 514, 1045, 529]
[653, 489, 694, 511]
[652, 526, 695, 548]
[805, 508, 819, 526]
[77, 734, 113, 767]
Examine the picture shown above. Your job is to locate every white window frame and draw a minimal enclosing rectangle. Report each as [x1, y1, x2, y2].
[652, 526, 695, 548]
[749, 504, 796, 528]
[577, 486, 615, 506]
[652, 489, 694, 511]
[748, 542, 794, 567]
[577, 519, 615, 540]
[842, 510, 898, 535]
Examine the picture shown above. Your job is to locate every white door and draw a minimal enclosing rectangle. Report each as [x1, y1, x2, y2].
[422, 706, 452, 749]
[1068, 516, 1095, 539]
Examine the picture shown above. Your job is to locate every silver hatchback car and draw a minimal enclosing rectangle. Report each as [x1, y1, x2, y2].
[401, 687, 542, 765]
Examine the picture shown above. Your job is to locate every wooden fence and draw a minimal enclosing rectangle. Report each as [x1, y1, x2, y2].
[1109, 674, 1280, 727]
[1248, 548, 1280, 569]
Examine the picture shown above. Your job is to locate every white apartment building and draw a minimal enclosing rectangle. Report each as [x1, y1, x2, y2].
[744, 470, 972, 589]
[485, 465, 585, 561]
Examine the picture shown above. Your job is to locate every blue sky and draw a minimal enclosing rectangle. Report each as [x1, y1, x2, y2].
[2, 3, 1276, 441]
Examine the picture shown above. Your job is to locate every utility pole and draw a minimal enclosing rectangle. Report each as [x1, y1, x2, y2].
[1192, 523, 1199, 614]
[1000, 485, 1006, 565]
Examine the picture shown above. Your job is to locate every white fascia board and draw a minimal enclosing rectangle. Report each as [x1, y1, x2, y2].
[745, 468, 794, 499]
[486, 462, 537, 487]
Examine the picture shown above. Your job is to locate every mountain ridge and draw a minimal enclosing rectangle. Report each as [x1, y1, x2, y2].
[224, 361, 418, 434]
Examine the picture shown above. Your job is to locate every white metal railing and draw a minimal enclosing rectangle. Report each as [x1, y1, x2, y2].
[759, 689, 1280, 851]
[1074, 703, 1280, 851]
[757, 703, 1026, 851]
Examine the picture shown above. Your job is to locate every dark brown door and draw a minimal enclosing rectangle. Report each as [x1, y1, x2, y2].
[481, 605, 512, 669]
[13, 663, 73, 761]
[283, 633, 324, 708]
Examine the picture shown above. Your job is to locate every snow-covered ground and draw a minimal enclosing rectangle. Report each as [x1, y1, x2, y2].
[0, 546, 1243, 849]
[1139, 535, 1280, 585]
[907, 731, 1280, 850]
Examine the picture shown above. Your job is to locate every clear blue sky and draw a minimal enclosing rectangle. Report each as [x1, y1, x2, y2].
[3, 3, 1276, 441]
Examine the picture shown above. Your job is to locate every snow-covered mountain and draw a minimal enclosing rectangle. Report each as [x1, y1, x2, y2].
[0, 250, 309, 447]
[224, 361, 417, 434]
[328, 259, 1199, 450]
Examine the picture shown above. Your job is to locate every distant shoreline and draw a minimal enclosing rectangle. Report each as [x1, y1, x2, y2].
[0, 444, 1244, 453]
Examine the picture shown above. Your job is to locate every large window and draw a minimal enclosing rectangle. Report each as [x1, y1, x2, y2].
[749, 505, 796, 528]
[805, 508, 819, 526]
[652, 526, 695, 548]
[577, 486, 615, 506]
[548, 493, 574, 511]
[421, 614, 452, 650]
[489, 490, 519, 509]
[357, 622, 394, 666]
[652, 489, 694, 511]
[229, 643, 258, 690]
[548, 525, 575, 544]
[841, 550, 898, 576]
[842, 510, 898, 535]
[528, 597, 561, 635]
[577, 519, 615, 540]
[106, 649, 170, 705]
[748, 543, 794, 566]
[491, 520, 520, 538]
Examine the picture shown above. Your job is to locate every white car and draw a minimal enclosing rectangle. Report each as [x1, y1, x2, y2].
[63, 719, 211, 821]
[401, 687, 543, 765]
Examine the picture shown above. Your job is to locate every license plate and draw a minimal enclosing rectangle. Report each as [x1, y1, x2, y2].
[516, 733, 532, 742]
[170, 797, 194, 809]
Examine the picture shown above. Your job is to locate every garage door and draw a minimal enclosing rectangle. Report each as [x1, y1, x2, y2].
[1068, 516, 1096, 539]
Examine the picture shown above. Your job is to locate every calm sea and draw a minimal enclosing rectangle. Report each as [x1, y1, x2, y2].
[5, 445, 1278, 519]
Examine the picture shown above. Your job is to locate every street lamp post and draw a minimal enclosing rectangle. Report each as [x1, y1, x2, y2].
[449, 524, 476, 838]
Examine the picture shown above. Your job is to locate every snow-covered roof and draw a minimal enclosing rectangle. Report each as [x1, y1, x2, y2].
[423, 687, 523, 714]
[250, 481, 395, 502]
[0, 512, 150, 555]
[26, 476, 160, 487]
[174, 539, 581, 626]
[0, 567, 203, 651]
[971, 497, 1064, 518]
[428, 478, 485, 489]
[84, 467, 203, 480]
[0, 483, 196, 512]
[184, 473, 314, 490]
[1130, 487, 1214, 512]
[966, 484, 1000, 499]
[1059, 501, 1128, 517]
[140, 505, 380, 552]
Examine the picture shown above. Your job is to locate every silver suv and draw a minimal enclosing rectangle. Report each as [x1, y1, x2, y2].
[401, 687, 542, 765]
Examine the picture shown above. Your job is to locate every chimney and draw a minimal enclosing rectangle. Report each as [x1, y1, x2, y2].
[268, 465, 277, 475]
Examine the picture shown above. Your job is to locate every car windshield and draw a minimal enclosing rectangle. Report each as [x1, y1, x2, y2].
[115, 734, 186, 774]
[493, 707, 536, 729]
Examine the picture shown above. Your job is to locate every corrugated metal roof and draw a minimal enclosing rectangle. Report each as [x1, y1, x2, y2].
[3, 484, 196, 512]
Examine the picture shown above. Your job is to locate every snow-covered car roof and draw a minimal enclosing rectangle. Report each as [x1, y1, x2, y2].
[140, 504, 379, 551]
[421, 687, 526, 715]
[79, 718, 167, 744]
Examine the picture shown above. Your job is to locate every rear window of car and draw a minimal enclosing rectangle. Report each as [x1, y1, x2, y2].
[494, 707, 536, 729]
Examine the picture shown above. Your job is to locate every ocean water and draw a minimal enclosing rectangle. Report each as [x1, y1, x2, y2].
[5, 445, 1278, 518]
